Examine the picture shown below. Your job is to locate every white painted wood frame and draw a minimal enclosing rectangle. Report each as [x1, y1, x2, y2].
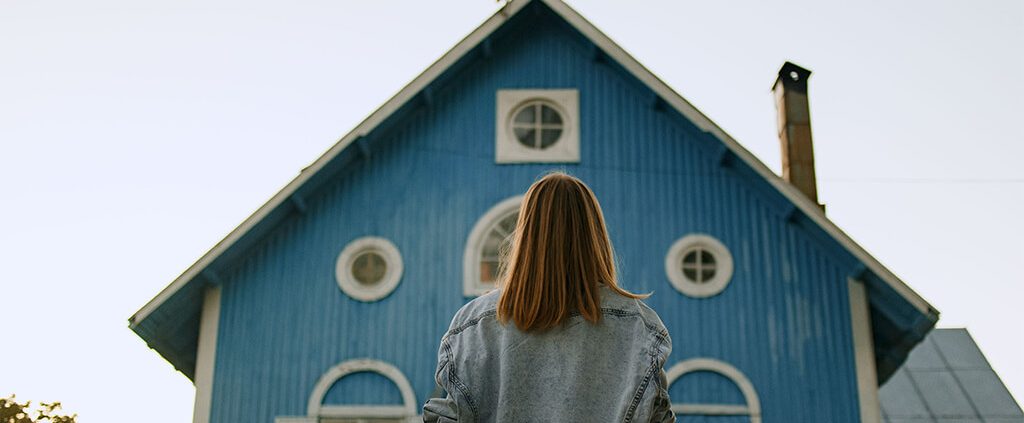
[848, 278, 881, 423]
[665, 357, 761, 423]
[192, 285, 222, 423]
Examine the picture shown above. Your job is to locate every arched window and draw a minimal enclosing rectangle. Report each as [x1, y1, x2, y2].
[463, 196, 522, 296]
[303, 359, 417, 423]
[666, 358, 761, 422]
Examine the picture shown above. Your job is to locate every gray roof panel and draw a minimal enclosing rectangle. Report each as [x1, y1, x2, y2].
[913, 369, 979, 418]
[879, 329, 1023, 421]
[881, 370, 932, 418]
[905, 334, 947, 371]
[933, 329, 991, 370]
[956, 369, 1023, 417]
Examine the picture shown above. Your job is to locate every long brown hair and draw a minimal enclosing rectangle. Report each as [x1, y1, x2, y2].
[496, 171, 646, 331]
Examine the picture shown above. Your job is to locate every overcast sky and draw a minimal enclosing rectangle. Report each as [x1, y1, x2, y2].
[1, 0, 1021, 421]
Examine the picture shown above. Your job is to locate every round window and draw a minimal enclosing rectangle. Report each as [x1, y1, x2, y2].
[682, 247, 716, 283]
[666, 234, 734, 298]
[510, 100, 565, 149]
[336, 237, 403, 302]
[351, 251, 387, 286]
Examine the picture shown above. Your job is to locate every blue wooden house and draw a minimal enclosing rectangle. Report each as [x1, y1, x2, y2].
[129, 1, 943, 421]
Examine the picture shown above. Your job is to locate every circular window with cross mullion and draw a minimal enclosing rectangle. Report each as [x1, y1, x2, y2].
[511, 100, 565, 150]
[335, 237, 403, 302]
[666, 234, 734, 298]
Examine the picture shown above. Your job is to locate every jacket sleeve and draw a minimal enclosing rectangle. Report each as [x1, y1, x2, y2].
[645, 307, 675, 423]
[423, 393, 459, 423]
[649, 366, 676, 423]
[422, 337, 467, 422]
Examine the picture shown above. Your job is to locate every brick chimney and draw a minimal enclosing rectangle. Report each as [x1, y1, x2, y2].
[772, 61, 824, 211]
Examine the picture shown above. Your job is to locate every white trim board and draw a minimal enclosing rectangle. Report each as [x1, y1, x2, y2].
[129, 0, 935, 331]
[192, 285, 221, 423]
[848, 278, 881, 423]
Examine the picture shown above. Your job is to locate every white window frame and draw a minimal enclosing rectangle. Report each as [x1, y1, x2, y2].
[463, 195, 522, 296]
[495, 89, 580, 163]
[666, 358, 762, 422]
[665, 233, 734, 298]
[275, 359, 418, 423]
[335, 237, 403, 302]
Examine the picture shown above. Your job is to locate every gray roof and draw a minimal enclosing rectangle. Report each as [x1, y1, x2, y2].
[880, 328, 1023, 422]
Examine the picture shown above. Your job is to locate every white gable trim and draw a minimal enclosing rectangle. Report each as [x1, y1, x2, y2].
[130, 0, 933, 329]
[192, 285, 221, 423]
[848, 278, 881, 423]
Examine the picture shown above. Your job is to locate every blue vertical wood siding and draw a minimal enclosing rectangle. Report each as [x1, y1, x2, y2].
[209, 8, 864, 422]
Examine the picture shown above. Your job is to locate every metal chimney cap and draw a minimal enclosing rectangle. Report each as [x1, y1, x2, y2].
[773, 61, 813, 92]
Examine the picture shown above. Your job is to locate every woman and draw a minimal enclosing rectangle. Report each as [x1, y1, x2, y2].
[423, 171, 675, 422]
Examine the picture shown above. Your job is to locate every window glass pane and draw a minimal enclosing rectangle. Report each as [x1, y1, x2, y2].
[352, 251, 387, 285]
[683, 250, 698, 265]
[540, 129, 561, 148]
[514, 106, 536, 124]
[540, 104, 562, 124]
[498, 236, 512, 258]
[701, 250, 716, 266]
[701, 268, 716, 282]
[498, 213, 518, 235]
[481, 231, 504, 260]
[683, 267, 699, 283]
[514, 127, 536, 147]
[480, 259, 500, 283]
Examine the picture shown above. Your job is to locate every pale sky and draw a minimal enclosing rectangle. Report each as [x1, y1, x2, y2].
[1, 0, 1021, 421]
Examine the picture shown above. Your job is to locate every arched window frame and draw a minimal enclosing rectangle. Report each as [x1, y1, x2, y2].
[666, 357, 761, 422]
[304, 358, 417, 422]
[463, 195, 522, 296]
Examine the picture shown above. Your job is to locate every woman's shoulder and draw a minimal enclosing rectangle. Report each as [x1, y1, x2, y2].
[634, 297, 670, 339]
[599, 284, 670, 339]
[445, 289, 501, 335]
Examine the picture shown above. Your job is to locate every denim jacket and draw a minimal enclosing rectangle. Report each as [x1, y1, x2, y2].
[423, 285, 675, 422]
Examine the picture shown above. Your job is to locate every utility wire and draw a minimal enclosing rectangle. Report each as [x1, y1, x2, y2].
[823, 177, 1024, 185]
